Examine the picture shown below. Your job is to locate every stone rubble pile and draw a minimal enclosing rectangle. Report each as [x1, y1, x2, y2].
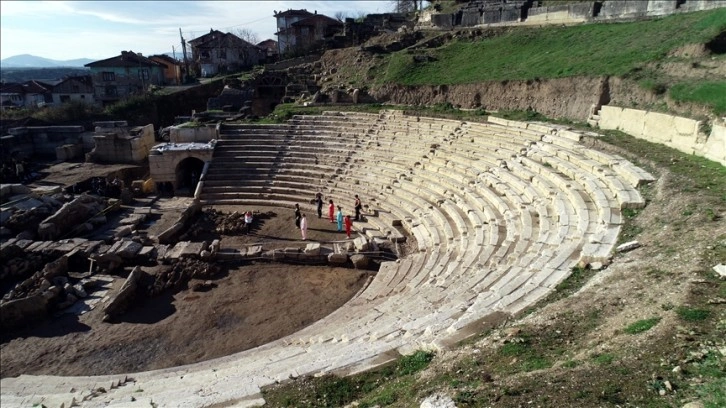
[148, 258, 220, 296]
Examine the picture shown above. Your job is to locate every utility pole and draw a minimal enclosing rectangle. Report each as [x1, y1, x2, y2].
[172, 45, 179, 85]
[180, 28, 190, 82]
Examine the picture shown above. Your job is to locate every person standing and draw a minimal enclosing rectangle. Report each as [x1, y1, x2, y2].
[328, 199, 335, 223]
[300, 214, 308, 240]
[315, 192, 324, 218]
[344, 215, 353, 239]
[354, 194, 362, 221]
[336, 206, 344, 232]
[244, 211, 253, 234]
[294, 203, 302, 229]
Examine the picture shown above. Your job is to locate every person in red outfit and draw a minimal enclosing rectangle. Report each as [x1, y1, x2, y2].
[344, 215, 353, 239]
[328, 199, 335, 223]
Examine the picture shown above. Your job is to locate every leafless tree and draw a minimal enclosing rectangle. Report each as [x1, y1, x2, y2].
[390, 0, 424, 13]
[334, 11, 349, 22]
[232, 28, 260, 45]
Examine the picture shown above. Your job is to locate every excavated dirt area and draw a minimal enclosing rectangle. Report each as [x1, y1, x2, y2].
[0, 202, 372, 378]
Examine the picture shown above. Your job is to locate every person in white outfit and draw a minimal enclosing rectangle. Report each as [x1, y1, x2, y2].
[300, 213, 308, 240]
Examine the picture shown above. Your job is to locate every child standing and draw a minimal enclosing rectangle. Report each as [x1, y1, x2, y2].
[336, 206, 344, 232]
[328, 199, 335, 223]
[300, 214, 308, 240]
[344, 215, 353, 239]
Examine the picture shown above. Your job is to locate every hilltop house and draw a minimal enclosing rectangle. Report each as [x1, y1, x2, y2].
[84, 51, 166, 106]
[188, 29, 263, 78]
[47, 75, 95, 105]
[149, 54, 184, 85]
[0, 81, 53, 110]
[257, 39, 279, 62]
[274, 9, 343, 55]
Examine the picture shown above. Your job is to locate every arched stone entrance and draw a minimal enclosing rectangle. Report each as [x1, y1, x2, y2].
[148, 141, 215, 196]
[175, 157, 205, 196]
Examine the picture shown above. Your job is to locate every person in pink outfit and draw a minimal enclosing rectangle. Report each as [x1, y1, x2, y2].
[344, 215, 353, 239]
[300, 214, 308, 240]
[328, 199, 335, 223]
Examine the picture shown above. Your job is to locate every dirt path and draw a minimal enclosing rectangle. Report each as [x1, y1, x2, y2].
[0, 204, 371, 378]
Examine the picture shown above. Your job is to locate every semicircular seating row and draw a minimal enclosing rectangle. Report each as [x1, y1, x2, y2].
[0, 111, 655, 408]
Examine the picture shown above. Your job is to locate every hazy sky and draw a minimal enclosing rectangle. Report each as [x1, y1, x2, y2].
[0, 1, 392, 61]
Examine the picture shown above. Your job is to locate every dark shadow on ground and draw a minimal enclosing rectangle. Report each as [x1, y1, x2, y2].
[113, 291, 177, 324]
[0, 313, 91, 343]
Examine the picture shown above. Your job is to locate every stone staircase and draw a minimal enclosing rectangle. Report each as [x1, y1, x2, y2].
[0, 110, 655, 408]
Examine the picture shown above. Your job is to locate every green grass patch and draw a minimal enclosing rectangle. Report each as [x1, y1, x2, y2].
[381, 9, 726, 85]
[624, 317, 661, 334]
[562, 360, 580, 368]
[591, 353, 616, 365]
[697, 378, 726, 408]
[497, 339, 553, 372]
[262, 350, 434, 407]
[676, 306, 711, 322]
[397, 350, 435, 375]
[670, 81, 726, 115]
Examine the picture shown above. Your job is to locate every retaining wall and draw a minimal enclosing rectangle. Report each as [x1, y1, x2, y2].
[598, 105, 726, 165]
[169, 125, 217, 143]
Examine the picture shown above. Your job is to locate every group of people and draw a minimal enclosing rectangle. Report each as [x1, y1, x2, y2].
[295, 193, 364, 240]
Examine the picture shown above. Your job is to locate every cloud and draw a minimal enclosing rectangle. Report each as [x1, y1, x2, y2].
[0, 1, 393, 60]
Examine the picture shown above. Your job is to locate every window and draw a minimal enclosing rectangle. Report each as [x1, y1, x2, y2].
[60, 95, 71, 103]
[102, 72, 115, 81]
[138, 69, 149, 80]
[105, 85, 118, 96]
[201, 51, 210, 60]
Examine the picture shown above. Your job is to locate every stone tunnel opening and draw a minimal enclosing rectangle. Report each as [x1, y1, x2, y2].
[175, 157, 205, 196]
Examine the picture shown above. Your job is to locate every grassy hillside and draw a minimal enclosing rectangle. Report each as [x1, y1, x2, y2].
[382, 8, 725, 85]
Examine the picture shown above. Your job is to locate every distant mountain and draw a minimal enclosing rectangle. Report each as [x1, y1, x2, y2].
[0, 54, 95, 68]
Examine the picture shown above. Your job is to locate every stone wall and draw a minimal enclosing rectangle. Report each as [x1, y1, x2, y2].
[524, 3, 593, 25]
[598, 106, 726, 165]
[2, 126, 86, 159]
[169, 124, 217, 143]
[90, 123, 155, 164]
[428, 0, 726, 29]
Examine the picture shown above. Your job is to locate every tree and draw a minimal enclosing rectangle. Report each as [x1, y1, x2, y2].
[334, 11, 349, 22]
[390, 0, 425, 14]
[232, 28, 260, 45]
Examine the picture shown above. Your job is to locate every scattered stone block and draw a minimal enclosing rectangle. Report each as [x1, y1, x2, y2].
[0, 294, 50, 330]
[200, 250, 213, 260]
[714, 264, 726, 280]
[420, 393, 457, 408]
[114, 225, 133, 238]
[72, 284, 88, 298]
[111, 240, 143, 259]
[103, 266, 142, 321]
[350, 254, 370, 269]
[210, 239, 221, 254]
[138, 246, 155, 258]
[303, 243, 321, 255]
[354, 236, 370, 252]
[246, 245, 263, 257]
[328, 253, 348, 265]
[616, 240, 641, 253]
